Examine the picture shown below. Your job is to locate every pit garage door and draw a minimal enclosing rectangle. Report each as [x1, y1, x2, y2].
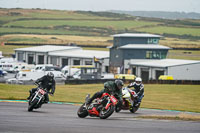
[141, 68, 149, 81]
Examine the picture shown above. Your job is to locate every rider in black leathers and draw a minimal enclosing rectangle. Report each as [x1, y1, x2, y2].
[27, 72, 55, 103]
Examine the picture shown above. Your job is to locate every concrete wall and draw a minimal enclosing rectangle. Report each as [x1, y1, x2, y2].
[110, 48, 124, 67]
[168, 63, 200, 80]
[113, 37, 160, 47]
[114, 37, 149, 46]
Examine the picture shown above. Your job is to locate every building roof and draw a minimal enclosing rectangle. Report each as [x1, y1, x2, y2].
[129, 59, 200, 68]
[14, 45, 81, 52]
[119, 44, 171, 50]
[112, 33, 162, 38]
[49, 49, 109, 59]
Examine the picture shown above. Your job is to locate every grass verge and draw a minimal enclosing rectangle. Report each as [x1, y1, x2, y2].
[137, 113, 200, 121]
[0, 84, 200, 113]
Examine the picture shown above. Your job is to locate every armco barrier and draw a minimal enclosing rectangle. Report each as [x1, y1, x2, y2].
[65, 79, 200, 85]
[1, 79, 200, 85]
[143, 80, 200, 85]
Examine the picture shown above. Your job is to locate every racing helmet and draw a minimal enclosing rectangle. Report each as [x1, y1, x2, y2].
[47, 72, 54, 80]
[115, 79, 124, 89]
[135, 77, 142, 86]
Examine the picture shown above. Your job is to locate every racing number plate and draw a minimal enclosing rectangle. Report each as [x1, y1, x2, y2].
[39, 89, 45, 95]
[110, 96, 118, 105]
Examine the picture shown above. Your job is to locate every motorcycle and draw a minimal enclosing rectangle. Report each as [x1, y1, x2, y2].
[28, 85, 52, 112]
[116, 87, 140, 113]
[77, 93, 118, 119]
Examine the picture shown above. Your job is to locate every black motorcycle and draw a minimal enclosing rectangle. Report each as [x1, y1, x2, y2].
[28, 85, 52, 112]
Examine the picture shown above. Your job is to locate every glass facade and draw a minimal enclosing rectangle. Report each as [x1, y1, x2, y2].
[146, 51, 166, 59]
[147, 38, 159, 44]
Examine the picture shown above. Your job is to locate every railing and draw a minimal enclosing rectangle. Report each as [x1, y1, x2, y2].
[65, 79, 200, 85]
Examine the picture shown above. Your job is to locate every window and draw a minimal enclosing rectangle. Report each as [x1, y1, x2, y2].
[73, 60, 80, 65]
[28, 54, 34, 64]
[51, 57, 57, 66]
[45, 66, 61, 71]
[17, 52, 24, 62]
[146, 51, 166, 59]
[105, 66, 109, 73]
[85, 61, 92, 65]
[148, 38, 159, 44]
[62, 58, 68, 67]
[38, 55, 44, 64]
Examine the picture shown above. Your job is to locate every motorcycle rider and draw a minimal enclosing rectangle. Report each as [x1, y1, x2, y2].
[86, 79, 124, 108]
[127, 77, 144, 106]
[27, 72, 56, 103]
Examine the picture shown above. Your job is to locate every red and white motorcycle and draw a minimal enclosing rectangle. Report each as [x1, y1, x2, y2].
[77, 93, 118, 119]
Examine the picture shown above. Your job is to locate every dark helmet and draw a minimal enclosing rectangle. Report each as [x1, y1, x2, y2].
[47, 72, 54, 80]
[115, 79, 124, 89]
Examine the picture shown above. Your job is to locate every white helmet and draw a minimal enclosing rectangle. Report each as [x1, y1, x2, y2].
[135, 77, 142, 86]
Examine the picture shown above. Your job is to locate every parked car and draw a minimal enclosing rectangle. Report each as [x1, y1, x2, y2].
[114, 74, 136, 80]
[158, 75, 174, 80]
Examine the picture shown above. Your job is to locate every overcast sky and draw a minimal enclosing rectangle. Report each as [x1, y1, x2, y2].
[0, 0, 200, 13]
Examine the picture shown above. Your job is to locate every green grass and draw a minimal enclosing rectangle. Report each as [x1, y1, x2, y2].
[138, 114, 200, 121]
[138, 26, 200, 37]
[0, 8, 200, 49]
[0, 27, 95, 36]
[0, 83, 200, 112]
[8, 37, 46, 43]
[143, 84, 200, 112]
[3, 20, 158, 30]
[167, 50, 200, 60]
[0, 45, 29, 56]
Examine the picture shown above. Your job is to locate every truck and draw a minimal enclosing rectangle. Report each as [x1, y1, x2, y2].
[61, 66, 80, 78]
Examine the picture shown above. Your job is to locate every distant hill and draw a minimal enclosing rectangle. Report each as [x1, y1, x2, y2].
[0, 8, 200, 49]
[109, 10, 200, 20]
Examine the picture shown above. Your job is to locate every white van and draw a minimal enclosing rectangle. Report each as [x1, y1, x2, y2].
[31, 64, 53, 72]
[12, 63, 35, 73]
[6, 70, 66, 84]
[6, 71, 45, 84]
[61, 66, 80, 77]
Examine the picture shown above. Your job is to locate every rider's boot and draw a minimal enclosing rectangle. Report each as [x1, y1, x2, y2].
[44, 100, 49, 103]
[85, 98, 92, 108]
[135, 102, 140, 106]
[27, 90, 32, 100]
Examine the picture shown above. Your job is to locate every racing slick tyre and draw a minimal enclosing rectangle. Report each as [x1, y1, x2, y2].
[99, 105, 114, 119]
[129, 104, 140, 113]
[115, 105, 121, 113]
[28, 99, 38, 112]
[77, 104, 88, 118]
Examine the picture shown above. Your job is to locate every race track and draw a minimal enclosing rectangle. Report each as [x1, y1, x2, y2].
[0, 102, 200, 133]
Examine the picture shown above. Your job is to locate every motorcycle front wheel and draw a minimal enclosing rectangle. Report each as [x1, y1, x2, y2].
[28, 99, 38, 112]
[77, 104, 88, 118]
[99, 105, 114, 119]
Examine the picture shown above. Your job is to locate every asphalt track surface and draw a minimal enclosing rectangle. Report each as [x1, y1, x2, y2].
[0, 102, 200, 133]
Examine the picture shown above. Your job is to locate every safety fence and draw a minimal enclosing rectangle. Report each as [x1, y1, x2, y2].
[1, 78, 199, 85]
[65, 79, 200, 85]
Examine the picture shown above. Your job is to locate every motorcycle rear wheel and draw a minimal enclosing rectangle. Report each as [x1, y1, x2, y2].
[129, 104, 140, 113]
[99, 105, 114, 119]
[77, 104, 88, 118]
[28, 99, 38, 112]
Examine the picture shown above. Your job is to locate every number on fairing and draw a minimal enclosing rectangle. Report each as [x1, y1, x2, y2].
[39, 89, 45, 95]
[110, 96, 118, 105]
